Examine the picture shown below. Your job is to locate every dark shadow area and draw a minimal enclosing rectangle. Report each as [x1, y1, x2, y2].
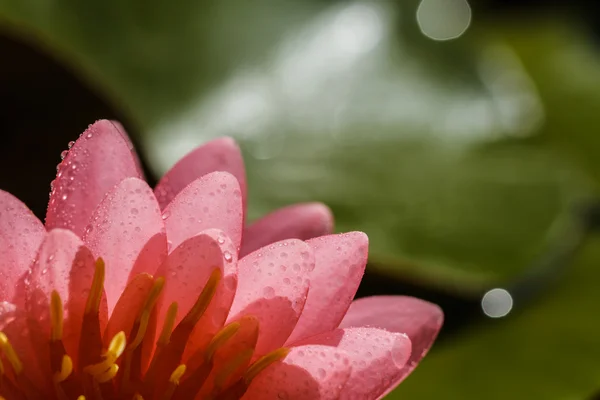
[0, 32, 150, 220]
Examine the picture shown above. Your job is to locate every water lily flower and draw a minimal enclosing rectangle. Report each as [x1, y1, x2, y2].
[0, 120, 443, 399]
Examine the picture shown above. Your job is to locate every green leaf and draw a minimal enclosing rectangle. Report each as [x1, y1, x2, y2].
[0, 1, 593, 290]
[391, 234, 600, 399]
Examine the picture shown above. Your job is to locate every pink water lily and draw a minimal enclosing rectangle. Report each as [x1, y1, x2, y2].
[0, 120, 443, 400]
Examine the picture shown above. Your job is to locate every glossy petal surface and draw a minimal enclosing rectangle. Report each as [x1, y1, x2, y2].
[287, 232, 367, 344]
[46, 120, 141, 236]
[241, 203, 333, 257]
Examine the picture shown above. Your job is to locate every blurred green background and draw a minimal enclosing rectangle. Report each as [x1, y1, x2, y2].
[2, 0, 600, 398]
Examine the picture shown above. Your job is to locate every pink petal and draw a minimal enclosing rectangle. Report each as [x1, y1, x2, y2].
[339, 295, 444, 394]
[242, 345, 352, 400]
[286, 232, 367, 345]
[156, 230, 238, 361]
[45, 120, 141, 236]
[162, 172, 243, 252]
[83, 177, 166, 312]
[0, 190, 45, 302]
[240, 203, 334, 258]
[154, 137, 246, 211]
[296, 327, 412, 399]
[109, 120, 145, 178]
[25, 229, 106, 364]
[227, 239, 314, 357]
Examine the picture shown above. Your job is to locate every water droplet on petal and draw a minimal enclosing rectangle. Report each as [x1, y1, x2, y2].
[67, 141, 75, 149]
[223, 251, 233, 262]
[263, 286, 275, 299]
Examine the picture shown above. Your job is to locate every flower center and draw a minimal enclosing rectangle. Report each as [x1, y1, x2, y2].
[0, 258, 287, 400]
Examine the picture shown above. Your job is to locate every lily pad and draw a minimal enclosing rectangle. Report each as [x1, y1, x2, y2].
[391, 234, 600, 399]
[0, 1, 594, 291]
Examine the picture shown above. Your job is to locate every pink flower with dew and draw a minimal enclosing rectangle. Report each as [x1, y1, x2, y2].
[0, 120, 443, 400]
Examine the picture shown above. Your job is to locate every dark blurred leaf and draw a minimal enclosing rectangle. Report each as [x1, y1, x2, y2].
[392, 235, 600, 399]
[0, 1, 593, 292]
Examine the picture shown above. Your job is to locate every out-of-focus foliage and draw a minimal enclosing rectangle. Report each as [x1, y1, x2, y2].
[2, 0, 600, 398]
[394, 236, 600, 399]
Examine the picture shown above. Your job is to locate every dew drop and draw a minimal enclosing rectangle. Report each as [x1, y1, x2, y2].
[67, 141, 75, 149]
[162, 211, 171, 220]
[263, 286, 275, 299]
[60, 150, 68, 160]
[86, 132, 93, 139]
[223, 251, 233, 262]
[217, 237, 225, 245]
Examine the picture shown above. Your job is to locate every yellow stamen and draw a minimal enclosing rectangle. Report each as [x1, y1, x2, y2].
[205, 322, 240, 361]
[77, 396, 86, 400]
[85, 258, 105, 314]
[133, 394, 144, 400]
[84, 331, 126, 377]
[141, 277, 165, 314]
[214, 348, 254, 390]
[158, 302, 178, 346]
[0, 332, 22, 374]
[95, 363, 119, 383]
[181, 269, 222, 326]
[129, 277, 165, 351]
[244, 348, 290, 384]
[50, 290, 64, 341]
[169, 364, 186, 385]
[53, 354, 73, 383]
[129, 310, 150, 351]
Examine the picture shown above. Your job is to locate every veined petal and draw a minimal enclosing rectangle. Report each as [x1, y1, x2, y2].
[295, 327, 412, 399]
[156, 230, 238, 360]
[240, 203, 333, 258]
[109, 120, 145, 178]
[26, 229, 104, 364]
[227, 239, 314, 357]
[242, 345, 352, 400]
[0, 190, 45, 302]
[46, 120, 141, 236]
[155, 137, 246, 211]
[339, 295, 443, 395]
[83, 178, 165, 312]
[162, 172, 243, 252]
[286, 232, 367, 345]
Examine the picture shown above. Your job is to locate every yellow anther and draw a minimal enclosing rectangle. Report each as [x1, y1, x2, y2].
[141, 277, 165, 315]
[205, 322, 240, 361]
[129, 310, 150, 350]
[158, 302, 178, 346]
[133, 394, 144, 400]
[50, 290, 64, 341]
[53, 355, 73, 383]
[85, 258, 105, 314]
[169, 364, 186, 385]
[84, 331, 126, 376]
[129, 277, 165, 351]
[77, 396, 86, 400]
[183, 269, 222, 325]
[244, 348, 290, 384]
[95, 363, 119, 383]
[107, 330, 127, 358]
[0, 332, 23, 374]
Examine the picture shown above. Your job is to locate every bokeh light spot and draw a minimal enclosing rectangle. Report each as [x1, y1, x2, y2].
[481, 288, 513, 318]
[416, 0, 471, 41]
